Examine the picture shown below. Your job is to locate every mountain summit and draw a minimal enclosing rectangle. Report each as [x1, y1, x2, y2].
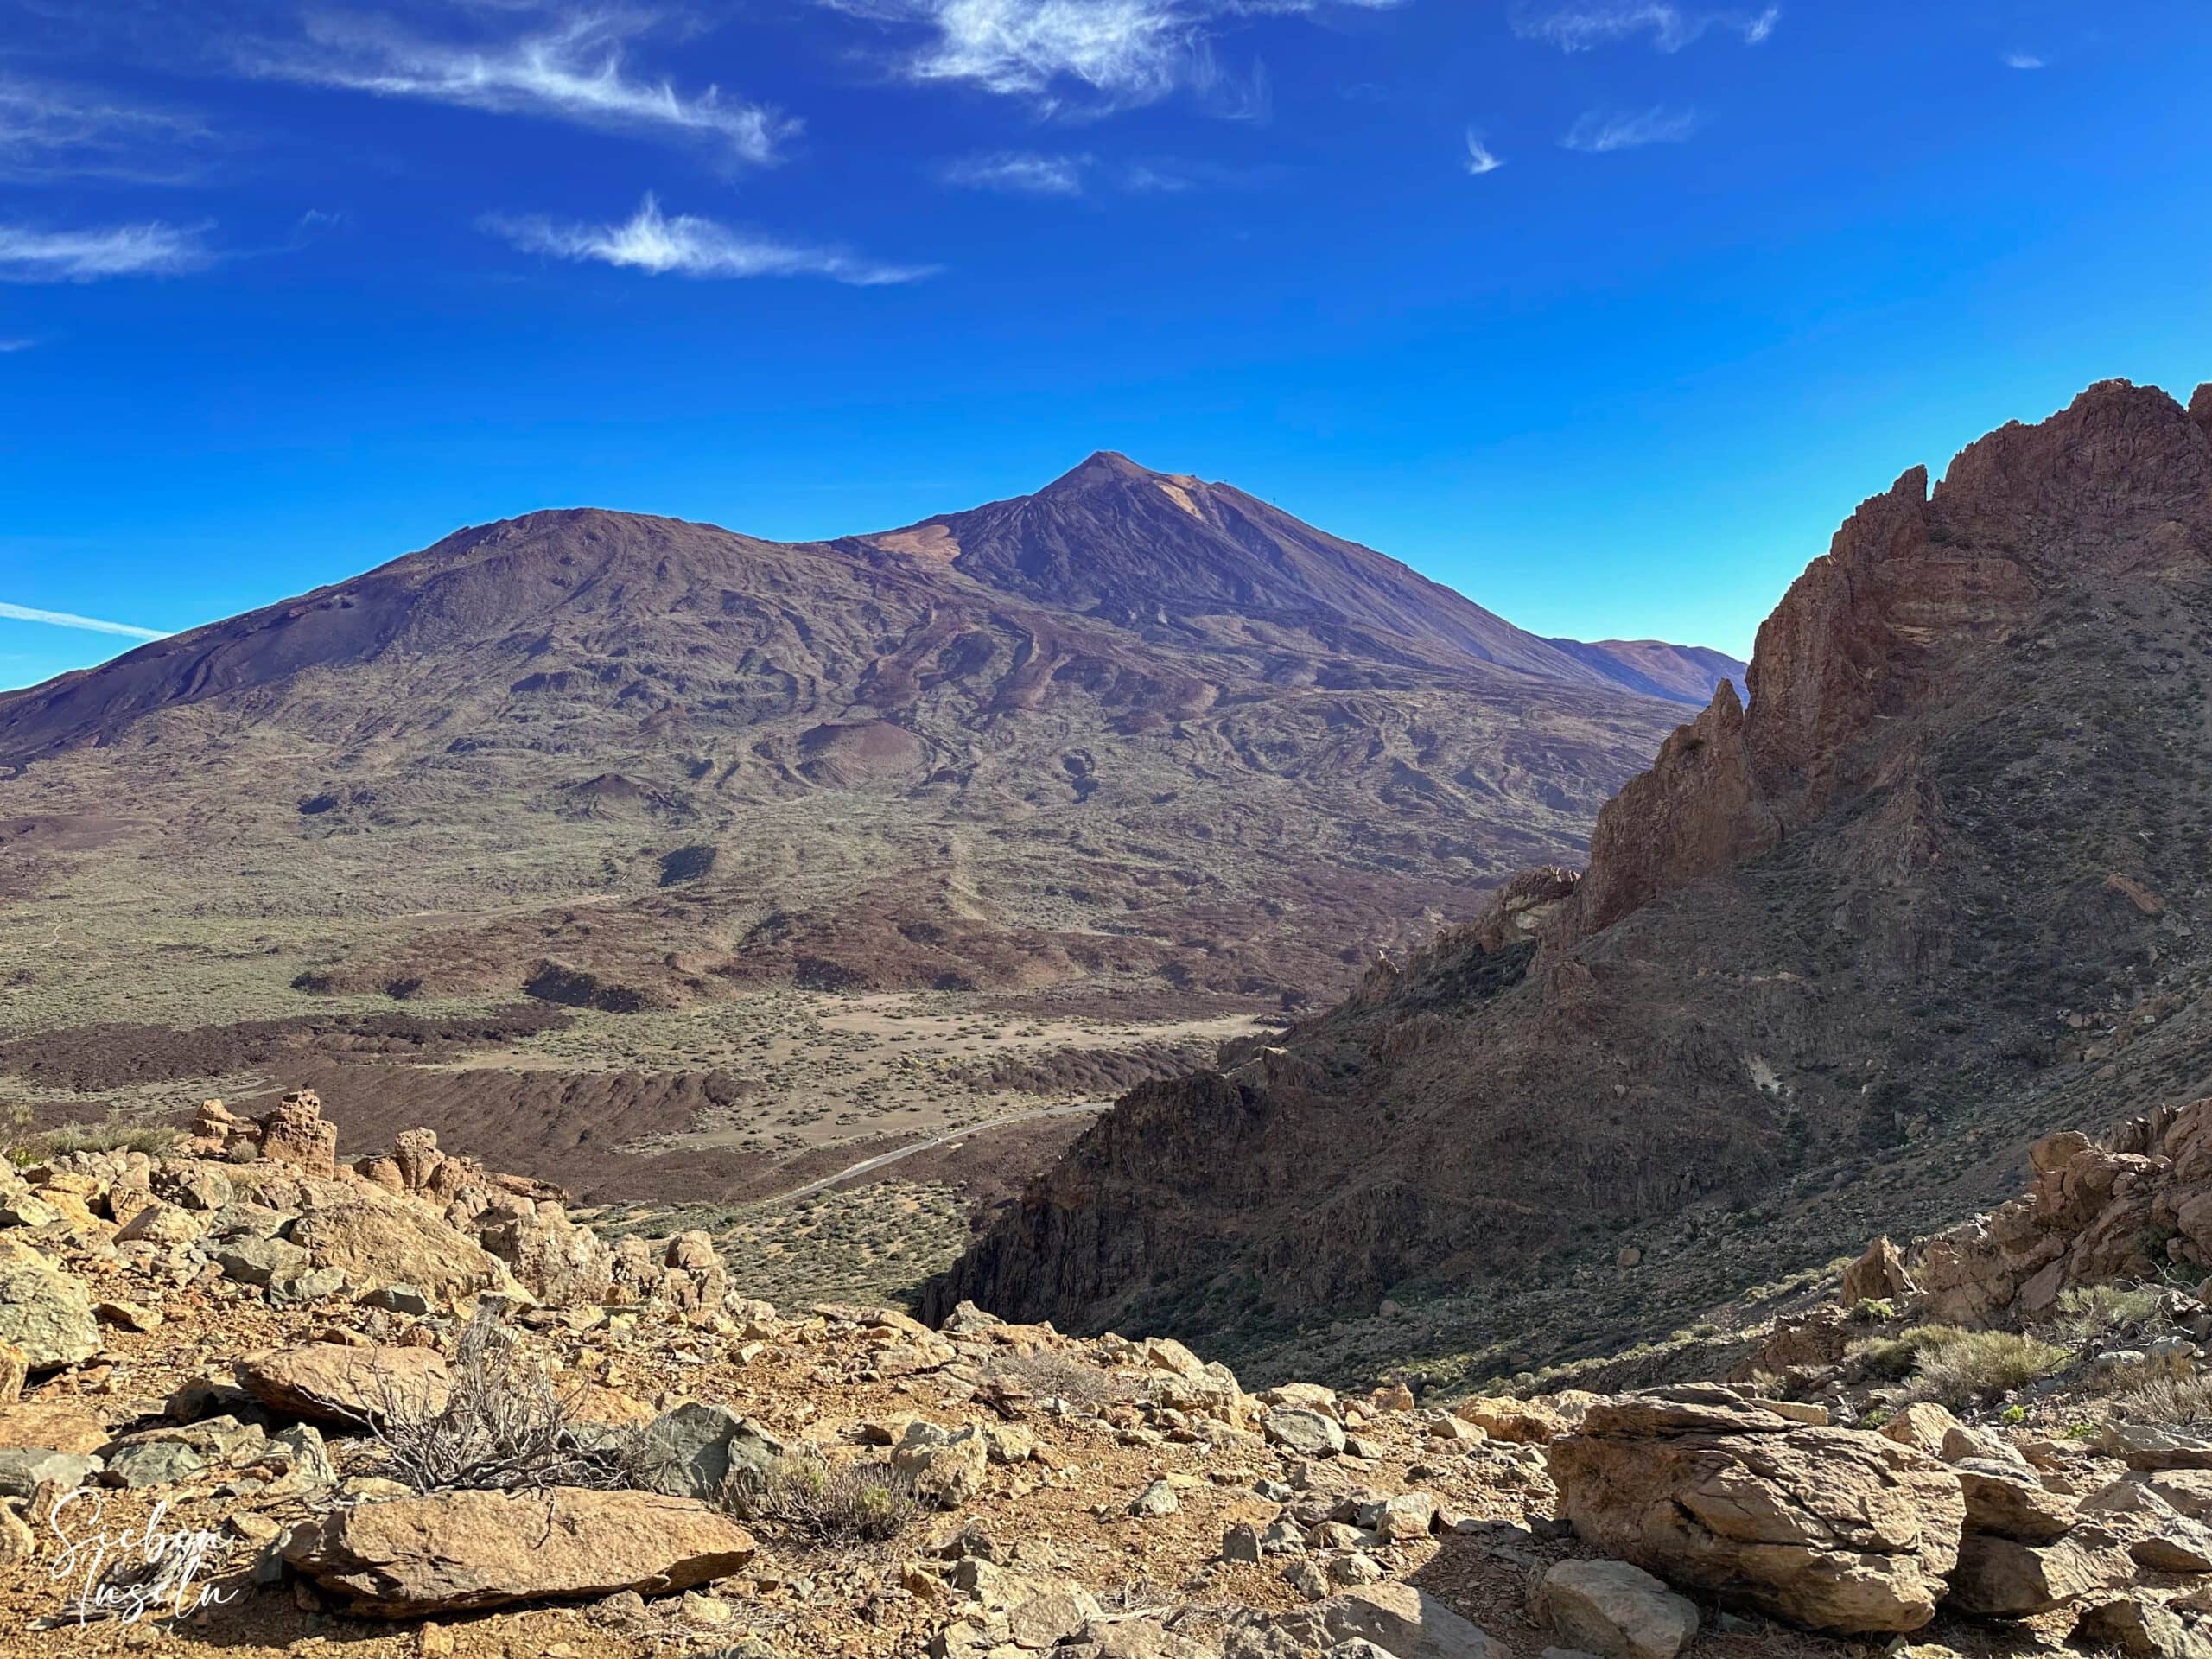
[0, 461, 1732, 1056]
[862, 453, 1731, 698]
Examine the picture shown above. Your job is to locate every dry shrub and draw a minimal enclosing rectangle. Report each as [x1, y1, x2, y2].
[11, 1116, 178, 1164]
[359, 1305, 640, 1494]
[1905, 1328, 2073, 1409]
[728, 1451, 918, 1544]
[2046, 1284, 2166, 1348]
[2096, 1353, 2212, 1427]
[984, 1351, 1122, 1412]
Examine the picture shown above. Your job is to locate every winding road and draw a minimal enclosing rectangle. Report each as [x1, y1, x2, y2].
[762, 1102, 1105, 1206]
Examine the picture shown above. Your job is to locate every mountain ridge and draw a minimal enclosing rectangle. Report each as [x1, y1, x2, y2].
[930, 378, 2212, 1383]
[0, 454, 1731, 1209]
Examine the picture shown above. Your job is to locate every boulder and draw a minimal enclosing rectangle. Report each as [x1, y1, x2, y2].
[0, 1448, 99, 1497]
[1456, 1395, 1570, 1444]
[1956, 1459, 2078, 1542]
[1945, 1529, 2133, 1618]
[1537, 1560, 1699, 1659]
[1268, 1584, 1503, 1657]
[0, 1236, 99, 1369]
[102, 1440, 208, 1488]
[0, 1401, 109, 1454]
[1841, 1236, 1917, 1306]
[287, 1199, 510, 1300]
[115, 1200, 206, 1248]
[2104, 1424, 2212, 1472]
[2082, 1477, 2212, 1573]
[1548, 1401, 1964, 1634]
[238, 1342, 451, 1427]
[895, 1421, 989, 1510]
[214, 1235, 314, 1287]
[2070, 1597, 2212, 1659]
[1265, 1408, 1346, 1459]
[282, 1486, 754, 1615]
[467, 1196, 612, 1306]
[636, 1403, 785, 1501]
[1878, 1402, 1963, 1460]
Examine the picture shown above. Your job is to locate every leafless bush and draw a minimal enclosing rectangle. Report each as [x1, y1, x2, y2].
[358, 1305, 641, 1495]
[728, 1451, 919, 1544]
[984, 1351, 1122, 1412]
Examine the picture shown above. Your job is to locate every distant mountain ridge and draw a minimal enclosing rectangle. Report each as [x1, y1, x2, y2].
[0, 453, 1730, 1052]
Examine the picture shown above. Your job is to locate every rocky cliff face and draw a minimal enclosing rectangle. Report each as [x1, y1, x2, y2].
[933, 380, 2212, 1377]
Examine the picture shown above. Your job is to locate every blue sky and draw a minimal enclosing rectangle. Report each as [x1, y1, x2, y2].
[3, 2, 2210, 690]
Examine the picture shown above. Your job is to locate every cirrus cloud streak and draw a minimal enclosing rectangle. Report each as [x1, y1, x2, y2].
[484, 194, 938, 286]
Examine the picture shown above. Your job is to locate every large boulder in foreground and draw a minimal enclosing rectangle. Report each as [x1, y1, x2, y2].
[283, 1486, 755, 1614]
[1546, 1386, 1964, 1635]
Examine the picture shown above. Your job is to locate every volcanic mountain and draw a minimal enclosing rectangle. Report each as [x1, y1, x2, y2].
[0, 455, 1728, 1175]
[933, 380, 2212, 1385]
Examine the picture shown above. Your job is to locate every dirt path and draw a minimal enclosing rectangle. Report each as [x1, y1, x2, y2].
[760, 1101, 1105, 1204]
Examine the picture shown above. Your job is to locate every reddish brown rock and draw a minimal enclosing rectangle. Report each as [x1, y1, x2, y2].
[258, 1090, 338, 1179]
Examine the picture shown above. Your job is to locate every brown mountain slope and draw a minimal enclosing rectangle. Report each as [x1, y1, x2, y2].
[0, 457, 1728, 1203]
[931, 378, 2212, 1381]
[1541, 637, 1745, 704]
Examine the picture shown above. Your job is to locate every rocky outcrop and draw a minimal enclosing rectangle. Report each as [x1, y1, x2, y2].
[1908, 1100, 2212, 1325]
[281, 1486, 756, 1615]
[935, 378, 2212, 1369]
[1545, 1386, 1965, 1633]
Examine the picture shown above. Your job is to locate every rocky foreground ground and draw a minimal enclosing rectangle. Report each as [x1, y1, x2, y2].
[0, 1090, 2206, 1658]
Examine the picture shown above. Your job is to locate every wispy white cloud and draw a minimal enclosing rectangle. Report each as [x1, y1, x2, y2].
[484, 194, 938, 286]
[0, 601, 168, 640]
[2003, 50, 2044, 69]
[0, 220, 215, 283]
[1463, 130, 1503, 175]
[820, 0, 1400, 114]
[0, 74, 215, 185]
[1515, 2, 1777, 52]
[941, 149, 1090, 194]
[0, 338, 34, 352]
[243, 10, 791, 166]
[1562, 105, 1701, 151]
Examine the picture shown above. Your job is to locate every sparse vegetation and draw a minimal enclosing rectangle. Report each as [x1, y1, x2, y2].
[359, 1306, 640, 1495]
[2094, 1351, 2212, 1427]
[2046, 1282, 2164, 1348]
[985, 1350, 1123, 1412]
[727, 1452, 920, 1546]
[8, 1115, 178, 1164]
